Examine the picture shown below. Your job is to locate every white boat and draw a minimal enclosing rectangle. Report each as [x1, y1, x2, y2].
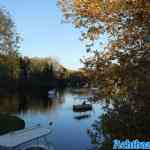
[0, 126, 54, 150]
[48, 90, 56, 98]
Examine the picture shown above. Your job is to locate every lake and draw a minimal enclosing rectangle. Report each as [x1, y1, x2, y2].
[0, 90, 104, 150]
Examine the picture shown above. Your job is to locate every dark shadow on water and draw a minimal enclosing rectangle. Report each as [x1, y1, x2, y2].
[74, 114, 91, 120]
[0, 89, 65, 114]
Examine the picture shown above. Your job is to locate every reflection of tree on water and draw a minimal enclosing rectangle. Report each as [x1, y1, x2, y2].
[18, 92, 28, 113]
[0, 91, 65, 114]
[89, 94, 150, 150]
[17, 92, 65, 113]
[0, 95, 19, 113]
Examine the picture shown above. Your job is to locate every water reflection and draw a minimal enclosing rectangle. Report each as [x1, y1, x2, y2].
[0, 95, 20, 113]
[0, 90, 104, 150]
[74, 114, 91, 120]
[0, 91, 65, 114]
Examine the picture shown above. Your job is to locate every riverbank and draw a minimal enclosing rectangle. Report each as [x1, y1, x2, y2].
[0, 113, 25, 135]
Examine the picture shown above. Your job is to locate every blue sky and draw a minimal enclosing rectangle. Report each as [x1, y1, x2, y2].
[0, 0, 89, 69]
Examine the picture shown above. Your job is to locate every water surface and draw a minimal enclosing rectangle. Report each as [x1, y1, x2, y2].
[0, 90, 104, 150]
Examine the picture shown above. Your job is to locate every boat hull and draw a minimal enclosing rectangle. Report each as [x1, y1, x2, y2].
[73, 104, 92, 112]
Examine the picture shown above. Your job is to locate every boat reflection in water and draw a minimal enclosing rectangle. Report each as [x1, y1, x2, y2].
[74, 114, 91, 120]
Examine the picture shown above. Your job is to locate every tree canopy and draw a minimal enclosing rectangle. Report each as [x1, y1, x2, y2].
[0, 8, 19, 56]
[58, 0, 150, 98]
[59, 1, 150, 149]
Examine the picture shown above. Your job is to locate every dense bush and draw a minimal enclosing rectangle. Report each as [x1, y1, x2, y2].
[0, 114, 25, 135]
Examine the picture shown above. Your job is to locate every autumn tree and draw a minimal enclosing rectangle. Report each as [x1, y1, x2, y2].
[59, 0, 150, 149]
[58, 0, 150, 99]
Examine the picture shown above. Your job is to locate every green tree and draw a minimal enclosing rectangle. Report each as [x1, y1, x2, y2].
[0, 8, 19, 55]
[0, 8, 20, 91]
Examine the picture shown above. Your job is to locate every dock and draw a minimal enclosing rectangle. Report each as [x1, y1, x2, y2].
[0, 126, 54, 150]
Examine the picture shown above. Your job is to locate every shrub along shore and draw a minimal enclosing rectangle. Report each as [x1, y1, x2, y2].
[0, 113, 25, 135]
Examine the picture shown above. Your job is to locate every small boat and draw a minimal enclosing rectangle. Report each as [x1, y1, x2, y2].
[73, 103, 92, 112]
[0, 126, 54, 150]
[48, 90, 55, 95]
[48, 90, 56, 98]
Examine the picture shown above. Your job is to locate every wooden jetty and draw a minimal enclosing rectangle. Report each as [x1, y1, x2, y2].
[0, 126, 54, 150]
